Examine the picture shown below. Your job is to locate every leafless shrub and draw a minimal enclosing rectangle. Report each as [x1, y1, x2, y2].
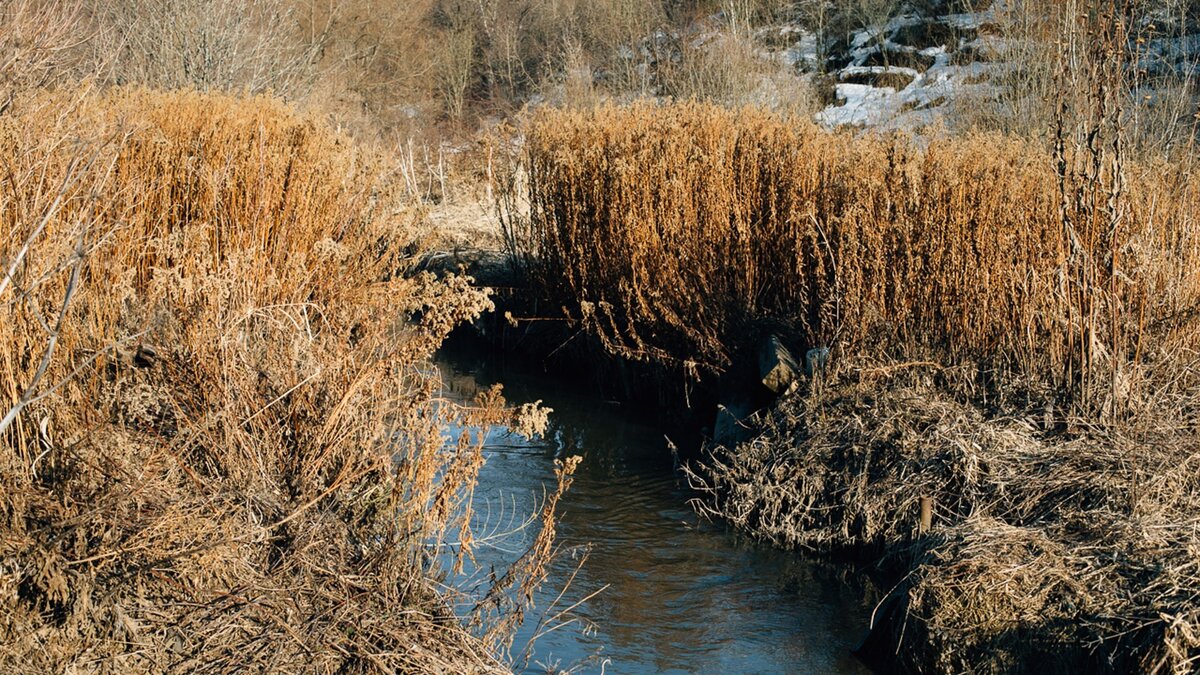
[85, 0, 324, 98]
[435, 24, 478, 121]
[660, 31, 820, 116]
[951, 0, 1200, 158]
[0, 0, 87, 113]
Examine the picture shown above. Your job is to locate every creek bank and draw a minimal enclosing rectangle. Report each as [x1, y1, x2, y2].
[691, 372, 1200, 673]
[437, 249, 816, 462]
[435, 250, 1200, 673]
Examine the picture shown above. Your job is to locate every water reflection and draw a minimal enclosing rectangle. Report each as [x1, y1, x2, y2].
[438, 353, 873, 674]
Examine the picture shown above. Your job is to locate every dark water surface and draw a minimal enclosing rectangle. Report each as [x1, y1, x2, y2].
[436, 351, 873, 674]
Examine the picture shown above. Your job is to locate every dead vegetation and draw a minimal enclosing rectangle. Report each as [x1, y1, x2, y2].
[4, 0, 1199, 671]
[520, 101, 1200, 410]
[512, 8, 1200, 668]
[690, 370, 1200, 673]
[0, 87, 555, 673]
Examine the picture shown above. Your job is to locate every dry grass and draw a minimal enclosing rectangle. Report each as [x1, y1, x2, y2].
[0, 87, 553, 673]
[517, 95, 1200, 671]
[519, 101, 1200, 413]
[688, 370, 1200, 673]
[949, 0, 1200, 157]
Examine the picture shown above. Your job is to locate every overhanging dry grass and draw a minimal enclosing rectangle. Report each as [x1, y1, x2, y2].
[0, 88, 538, 673]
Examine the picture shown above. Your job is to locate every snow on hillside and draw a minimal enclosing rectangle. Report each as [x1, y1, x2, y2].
[793, 4, 1008, 130]
[783, 0, 1197, 132]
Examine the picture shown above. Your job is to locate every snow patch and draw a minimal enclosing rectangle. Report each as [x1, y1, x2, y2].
[815, 83, 897, 127]
[943, 9, 997, 31]
[783, 32, 820, 69]
[841, 65, 922, 80]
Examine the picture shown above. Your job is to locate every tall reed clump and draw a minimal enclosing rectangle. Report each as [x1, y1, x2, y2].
[0, 88, 544, 672]
[521, 101, 1200, 414]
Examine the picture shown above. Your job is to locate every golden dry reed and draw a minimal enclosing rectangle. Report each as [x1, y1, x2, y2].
[524, 101, 1200, 407]
[0, 88, 549, 672]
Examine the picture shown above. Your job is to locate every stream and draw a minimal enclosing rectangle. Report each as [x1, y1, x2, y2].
[436, 348, 874, 674]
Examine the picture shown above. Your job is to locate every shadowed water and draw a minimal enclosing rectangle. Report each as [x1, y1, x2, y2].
[437, 351, 874, 674]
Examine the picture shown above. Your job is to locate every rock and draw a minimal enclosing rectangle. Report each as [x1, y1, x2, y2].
[890, 20, 969, 51]
[133, 344, 159, 368]
[806, 347, 831, 377]
[840, 70, 917, 90]
[713, 399, 755, 448]
[115, 343, 161, 369]
[759, 335, 801, 395]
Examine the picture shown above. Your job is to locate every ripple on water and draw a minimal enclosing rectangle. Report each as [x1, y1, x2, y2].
[437, 355, 874, 674]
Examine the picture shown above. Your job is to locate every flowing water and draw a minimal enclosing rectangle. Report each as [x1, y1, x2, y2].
[437, 349, 874, 674]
